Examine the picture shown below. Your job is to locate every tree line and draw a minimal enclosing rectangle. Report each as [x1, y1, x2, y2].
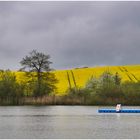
[67, 70, 140, 105]
[0, 50, 140, 105]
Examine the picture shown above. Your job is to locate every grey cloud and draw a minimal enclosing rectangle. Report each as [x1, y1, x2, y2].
[0, 1, 140, 70]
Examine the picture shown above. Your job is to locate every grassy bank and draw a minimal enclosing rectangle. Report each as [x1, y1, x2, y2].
[1, 94, 140, 106]
[0, 95, 85, 105]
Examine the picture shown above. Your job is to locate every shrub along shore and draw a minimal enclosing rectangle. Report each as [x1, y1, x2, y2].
[0, 69, 140, 105]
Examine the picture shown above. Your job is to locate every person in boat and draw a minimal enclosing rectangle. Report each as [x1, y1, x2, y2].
[116, 104, 121, 112]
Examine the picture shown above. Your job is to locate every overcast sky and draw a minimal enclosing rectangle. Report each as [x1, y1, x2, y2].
[0, 1, 140, 70]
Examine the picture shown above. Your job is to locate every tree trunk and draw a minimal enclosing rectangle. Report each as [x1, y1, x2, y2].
[37, 71, 41, 96]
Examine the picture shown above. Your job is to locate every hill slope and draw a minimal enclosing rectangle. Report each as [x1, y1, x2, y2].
[53, 65, 140, 94]
[15, 65, 140, 95]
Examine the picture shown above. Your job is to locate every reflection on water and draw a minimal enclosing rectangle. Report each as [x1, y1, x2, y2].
[0, 106, 140, 138]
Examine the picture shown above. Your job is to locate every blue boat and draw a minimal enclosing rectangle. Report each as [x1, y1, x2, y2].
[98, 104, 140, 113]
[98, 109, 140, 113]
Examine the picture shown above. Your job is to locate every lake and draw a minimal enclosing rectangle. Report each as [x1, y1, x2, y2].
[0, 106, 140, 139]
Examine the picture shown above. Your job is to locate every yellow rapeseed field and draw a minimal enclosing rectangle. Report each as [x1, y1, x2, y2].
[14, 65, 140, 95]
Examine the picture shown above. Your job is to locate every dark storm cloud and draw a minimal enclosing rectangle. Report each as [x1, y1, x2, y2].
[0, 1, 140, 70]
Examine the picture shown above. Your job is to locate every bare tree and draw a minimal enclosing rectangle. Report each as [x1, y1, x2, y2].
[20, 50, 56, 96]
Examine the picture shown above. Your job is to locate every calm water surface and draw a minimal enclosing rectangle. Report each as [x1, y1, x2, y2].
[0, 106, 140, 138]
